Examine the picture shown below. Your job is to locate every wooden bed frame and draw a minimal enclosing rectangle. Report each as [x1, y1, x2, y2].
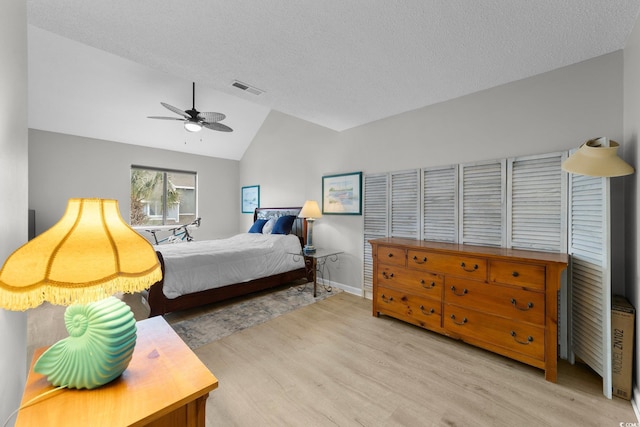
[147, 207, 307, 317]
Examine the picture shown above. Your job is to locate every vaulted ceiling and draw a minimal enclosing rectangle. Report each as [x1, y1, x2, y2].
[27, 1, 640, 160]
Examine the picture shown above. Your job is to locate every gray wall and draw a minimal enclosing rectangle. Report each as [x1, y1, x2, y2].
[241, 51, 624, 295]
[29, 130, 240, 241]
[0, 0, 28, 424]
[624, 11, 640, 408]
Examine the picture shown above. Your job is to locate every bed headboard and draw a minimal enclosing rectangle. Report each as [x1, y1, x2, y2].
[254, 207, 307, 246]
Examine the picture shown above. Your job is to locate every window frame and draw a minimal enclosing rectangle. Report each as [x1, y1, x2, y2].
[130, 165, 198, 229]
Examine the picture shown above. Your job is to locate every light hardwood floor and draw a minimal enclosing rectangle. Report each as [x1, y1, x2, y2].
[194, 292, 636, 427]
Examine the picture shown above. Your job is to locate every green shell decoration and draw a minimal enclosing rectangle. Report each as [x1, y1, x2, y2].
[34, 296, 137, 389]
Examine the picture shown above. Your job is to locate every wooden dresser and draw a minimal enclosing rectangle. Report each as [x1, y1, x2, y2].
[370, 237, 568, 382]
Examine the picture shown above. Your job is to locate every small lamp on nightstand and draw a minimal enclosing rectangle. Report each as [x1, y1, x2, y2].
[299, 200, 322, 254]
[0, 198, 162, 390]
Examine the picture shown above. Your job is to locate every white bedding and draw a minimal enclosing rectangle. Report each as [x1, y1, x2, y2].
[157, 233, 304, 299]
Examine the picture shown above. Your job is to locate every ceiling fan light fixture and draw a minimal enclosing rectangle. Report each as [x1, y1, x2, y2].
[149, 83, 232, 133]
[184, 120, 202, 132]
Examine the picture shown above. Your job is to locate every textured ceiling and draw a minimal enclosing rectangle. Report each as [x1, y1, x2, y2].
[26, 1, 640, 160]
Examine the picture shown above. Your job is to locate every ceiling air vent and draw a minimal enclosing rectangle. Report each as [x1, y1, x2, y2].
[231, 80, 264, 96]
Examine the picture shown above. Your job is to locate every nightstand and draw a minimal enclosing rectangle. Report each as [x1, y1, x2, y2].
[15, 316, 218, 427]
[290, 248, 343, 297]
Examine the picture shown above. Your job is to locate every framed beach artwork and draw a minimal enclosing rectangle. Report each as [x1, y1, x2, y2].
[241, 185, 260, 213]
[322, 172, 362, 215]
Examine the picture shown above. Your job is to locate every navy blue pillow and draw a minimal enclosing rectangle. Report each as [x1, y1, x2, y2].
[248, 218, 268, 233]
[272, 215, 296, 235]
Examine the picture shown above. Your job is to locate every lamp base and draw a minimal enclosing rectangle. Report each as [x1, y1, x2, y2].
[303, 245, 316, 254]
[34, 296, 137, 389]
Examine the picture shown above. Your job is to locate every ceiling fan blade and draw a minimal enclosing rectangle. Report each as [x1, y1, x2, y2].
[203, 122, 233, 132]
[198, 112, 226, 123]
[148, 116, 186, 121]
[161, 102, 190, 119]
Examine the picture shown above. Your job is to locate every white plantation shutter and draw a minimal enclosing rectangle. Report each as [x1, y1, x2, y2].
[507, 153, 567, 252]
[363, 173, 388, 295]
[568, 172, 611, 398]
[423, 165, 458, 243]
[459, 160, 506, 246]
[390, 169, 420, 238]
[361, 151, 616, 396]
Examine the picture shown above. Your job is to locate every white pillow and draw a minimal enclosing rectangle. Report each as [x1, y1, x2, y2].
[262, 218, 276, 234]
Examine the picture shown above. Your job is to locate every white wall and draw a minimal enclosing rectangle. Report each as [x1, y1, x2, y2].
[29, 130, 240, 241]
[624, 10, 640, 411]
[0, 1, 28, 425]
[241, 52, 624, 293]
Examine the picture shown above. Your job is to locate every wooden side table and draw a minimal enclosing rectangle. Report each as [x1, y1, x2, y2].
[16, 316, 218, 427]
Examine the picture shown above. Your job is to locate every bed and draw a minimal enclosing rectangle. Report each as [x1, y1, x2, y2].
[147, 207, 308, 317]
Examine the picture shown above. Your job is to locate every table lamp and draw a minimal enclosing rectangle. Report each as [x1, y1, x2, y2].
[299, 200, 322, 254]
[0, 198, 162, 389]
[561, 137, 634, 177]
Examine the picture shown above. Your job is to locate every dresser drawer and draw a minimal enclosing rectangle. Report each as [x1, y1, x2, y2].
[376, 286, 441, 329]
[490, 260, 545, 291]
[407, 250, 487, 281]
[444, 277, 545, 325]
[377, 266, 443, 298]
[376, 246, 406, 266]
[443, 305, 544, 360]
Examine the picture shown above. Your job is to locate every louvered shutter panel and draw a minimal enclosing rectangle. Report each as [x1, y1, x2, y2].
[390, 169, 420, 238]
[568, 172, 611, 398]
[423, 165, 458, 242]
[459, 160, 506, 246]
[507, 153, 567, 252]
[363, 173, 388, 295]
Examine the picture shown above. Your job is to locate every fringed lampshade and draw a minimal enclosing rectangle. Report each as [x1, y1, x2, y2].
[0, 198, 162, 389]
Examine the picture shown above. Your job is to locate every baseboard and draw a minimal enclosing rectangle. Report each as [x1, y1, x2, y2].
[317, 278, 361, 297]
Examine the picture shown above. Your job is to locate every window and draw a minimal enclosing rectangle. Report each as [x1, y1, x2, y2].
[130, 166, 197, 227]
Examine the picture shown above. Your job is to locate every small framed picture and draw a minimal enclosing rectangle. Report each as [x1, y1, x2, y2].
[241, 185, 260, 213]
[322, 172, 362, 215]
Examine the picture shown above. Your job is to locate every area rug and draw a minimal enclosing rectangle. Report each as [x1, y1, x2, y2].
[166, 281, 341, 349]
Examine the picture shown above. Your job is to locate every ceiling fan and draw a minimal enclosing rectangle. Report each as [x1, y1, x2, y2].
[148, 82, 233, 133]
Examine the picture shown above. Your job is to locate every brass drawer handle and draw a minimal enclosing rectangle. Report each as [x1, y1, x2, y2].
[460, 262, 479, 272]
[510, 331, 533, 345]
[450, 285, 468, 296]
[421, 279, 435, 289]
[412, 255, 428, 264]
[381, 271, 394, 279]
[511, 298, 533, 311]
[381, 294, 394, 303]
[512, 271, 520, 277]
[450, 314, 467, 325]
[419, 305, 435, 315]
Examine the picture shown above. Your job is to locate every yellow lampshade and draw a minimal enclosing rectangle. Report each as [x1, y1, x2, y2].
[0, 198, 162, 310]
[561, 137, 634, 177]
[299, 200, 322, 219]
